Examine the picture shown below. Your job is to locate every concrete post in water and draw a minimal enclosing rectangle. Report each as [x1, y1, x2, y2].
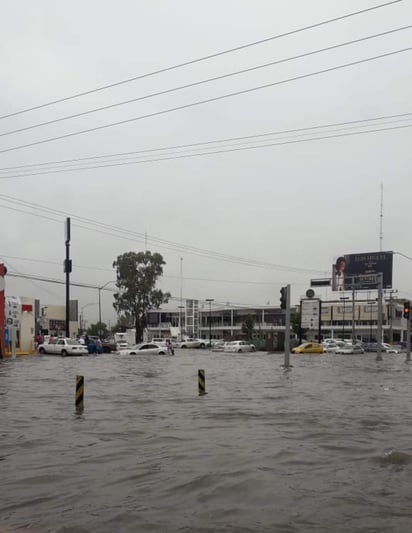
[75, 375, 84, 412]
[376, 273, 383, 362]
[198, 369, 206, 395]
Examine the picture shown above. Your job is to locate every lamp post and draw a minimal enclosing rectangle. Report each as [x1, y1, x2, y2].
[340, 296, 349, 340]
[178, 305, 185, 341]
[98, 281, 115, 338]
[80, 302, 98, 334]
[206, 299, 214, 347]
[367, 301, 375, 343]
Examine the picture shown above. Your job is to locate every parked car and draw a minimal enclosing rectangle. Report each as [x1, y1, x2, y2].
[386, 344, 404, 353]
[336, 344, 365, 354]
[223, 340, 255, 353]
[117, 343, 167, 355]
[323, 340, 345, 352]
[211, 340, 227, 351]
[179, 338, 207, 349]
[38, 338, 88, 356]
[292, 342, 324, 354]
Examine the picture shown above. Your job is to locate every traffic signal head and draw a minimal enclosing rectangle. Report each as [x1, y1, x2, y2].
[280, 286, 287, 309]
[403, 301, 410, 319]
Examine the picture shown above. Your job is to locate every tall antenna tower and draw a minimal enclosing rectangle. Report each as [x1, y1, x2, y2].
[379, 183, 383, 251]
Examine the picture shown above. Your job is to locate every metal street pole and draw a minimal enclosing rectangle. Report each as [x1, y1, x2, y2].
[351, 289, 356, 343]
[340, 296, 349, 339]
[98, 281, 115, 339]
[406, 309, 411, 362]
[376, 273, 383, 362]
[64, 218, 71, 338]
[284, 284, 291, 368]
[206, 299, 214, 346]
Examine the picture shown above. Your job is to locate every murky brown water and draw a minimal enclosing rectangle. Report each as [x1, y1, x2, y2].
[1, 350, 412, 532]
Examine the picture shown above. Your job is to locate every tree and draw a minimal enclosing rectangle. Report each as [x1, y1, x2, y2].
[111, 315, 133, 334]
[86, 322, 109, 338]
[241, 314, 255, 341]
[112, 251, 171, 343]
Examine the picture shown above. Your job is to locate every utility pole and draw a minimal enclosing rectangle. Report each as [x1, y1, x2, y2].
[206, 299, 214, 346]
[64, 218, 72, 338]
[284, 285, 291, 368]
[376, 273, 383, 362]
[351, 289, 356, 343]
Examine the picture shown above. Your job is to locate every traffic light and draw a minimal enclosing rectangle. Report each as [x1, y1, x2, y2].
[280, 286, 287, 310]
[403, 301, 410, 319]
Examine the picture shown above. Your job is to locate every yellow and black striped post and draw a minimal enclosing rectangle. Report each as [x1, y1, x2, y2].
[198, 369, 206, 395]
[75, 375, 84, 412]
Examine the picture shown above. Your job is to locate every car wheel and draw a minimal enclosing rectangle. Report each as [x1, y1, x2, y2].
[251, 346, 255, 352]
[130, 352, 136, 355]
[159, 351, 166, 355]
[61, 350, 68, 356]
[200, 343, 205, 349]
[238, 349, 242, 353]
[39, 347, 45, 354]
[181, 345, 187, 349]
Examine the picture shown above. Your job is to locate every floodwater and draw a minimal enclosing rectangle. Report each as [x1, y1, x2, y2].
[1, 350, 412, 533]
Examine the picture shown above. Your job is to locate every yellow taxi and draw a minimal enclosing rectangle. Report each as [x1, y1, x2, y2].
[292, 342, 324, 354]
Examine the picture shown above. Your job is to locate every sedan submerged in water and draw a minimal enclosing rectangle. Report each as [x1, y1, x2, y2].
[117, 343, 167, 355]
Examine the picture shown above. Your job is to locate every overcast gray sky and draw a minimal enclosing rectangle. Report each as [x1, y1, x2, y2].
[1, 0, 411, 326]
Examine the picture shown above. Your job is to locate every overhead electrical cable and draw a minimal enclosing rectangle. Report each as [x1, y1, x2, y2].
[0, 47, 410, 154]
[0, 196, 325, 274]
[1, 25, 410, 138]
[1, 121, 411, 179]
[0, 0, 401, 120]
[1, 111, 411, 173]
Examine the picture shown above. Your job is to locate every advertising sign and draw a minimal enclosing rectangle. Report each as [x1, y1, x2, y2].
[301, 299, 320, 329]
[332, 251, 393, 291]
[5, 296, 21, 328]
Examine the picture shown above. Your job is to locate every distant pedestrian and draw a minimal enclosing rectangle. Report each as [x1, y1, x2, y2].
[84, 334, 90, 346]
[166, 338, 174, 355]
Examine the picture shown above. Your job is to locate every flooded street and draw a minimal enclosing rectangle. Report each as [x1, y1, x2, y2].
[1, 351, 412, 532]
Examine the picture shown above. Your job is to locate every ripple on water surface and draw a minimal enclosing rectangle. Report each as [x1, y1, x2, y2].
[1, 352, 412, 532]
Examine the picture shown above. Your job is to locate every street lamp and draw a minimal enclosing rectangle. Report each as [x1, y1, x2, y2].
[206, 299, 214, 346]
[80, 302, 98, 333]
[178, 305, 185, 341]
[367, 301, 376, 343]
[340, 296, 349, 339]
[98, 281, 116, 338]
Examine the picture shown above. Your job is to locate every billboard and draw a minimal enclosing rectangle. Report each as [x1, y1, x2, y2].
[332, 251, 393, 291]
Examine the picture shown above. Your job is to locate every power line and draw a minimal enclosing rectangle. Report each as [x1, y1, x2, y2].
[0, 0, 401, 121]
[1, 111, 411, 173]
[1, 121, 411, 179]
[2, 26, 410, 138]
[0, 197, 326, 274]
[0, 253, 306, 285]
[1, 46, 410, 154]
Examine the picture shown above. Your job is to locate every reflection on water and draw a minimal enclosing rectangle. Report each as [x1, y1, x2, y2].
[1, 351, 412, 532]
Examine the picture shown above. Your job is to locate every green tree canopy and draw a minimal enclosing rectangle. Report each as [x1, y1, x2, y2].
[241, 314, 255, 341]
[112, 251, 170, 343]
[86, 322, 109, 338]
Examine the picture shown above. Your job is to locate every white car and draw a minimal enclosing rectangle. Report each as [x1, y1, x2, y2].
[335, 344, 365, 355]
[385, 344, 403, 353]
[223, 340, 256, 353]
[117, 343, 167, 355]
[323, 340, 345, 352]
[38, 338, 88, 356]
[178, 338, 207, 349]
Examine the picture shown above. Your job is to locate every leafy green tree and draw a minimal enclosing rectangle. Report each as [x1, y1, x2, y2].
[112, 251, 170, 343]
[86, 322, 109, 338]
[241, 314, 255, 341]
[111, 315, 132, 334]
